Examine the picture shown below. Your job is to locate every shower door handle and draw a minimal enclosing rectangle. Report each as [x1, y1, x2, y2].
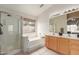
[0, 23, 3, 27]
[0, 23, 3, 35]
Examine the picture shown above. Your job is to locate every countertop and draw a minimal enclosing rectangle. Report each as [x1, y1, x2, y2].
[46, 33, 79, 40]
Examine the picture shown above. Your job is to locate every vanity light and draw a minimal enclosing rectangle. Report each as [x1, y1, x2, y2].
[29, 22, 33, 24]
[52, 8, 79, 18]
[64, 8, 79, 14]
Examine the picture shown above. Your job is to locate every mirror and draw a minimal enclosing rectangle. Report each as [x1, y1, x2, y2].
[49, 14, 67, 34]
[67, 11, 79, 34]
[49, 11, 79, 35]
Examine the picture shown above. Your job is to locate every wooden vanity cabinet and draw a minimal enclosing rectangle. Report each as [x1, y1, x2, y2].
[70, 39, 79, 55]
[57, 37, 70, 54]
[45, 36, 57, 51]
[49, 36, 57, 51]
[45, 36, 50, 48]
[45, 35, 79, 55]
[45, 35, 70, 54]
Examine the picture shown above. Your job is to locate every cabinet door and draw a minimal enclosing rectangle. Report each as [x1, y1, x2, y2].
[70, 39, 79, 55]
[57, 37, 70, 54]
[50, 36, 57, 51]
[45, 36, 50, 48]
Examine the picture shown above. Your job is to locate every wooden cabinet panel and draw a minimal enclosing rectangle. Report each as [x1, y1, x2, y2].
[49, 36, 57, 51]
[70, 40, 79, 55]
[57, 37, 70, 54]
[45, 36, 50, 48]
[45, 35, 79, 55]
[45, 36, 57, 50]
[70, 50, 79, 55]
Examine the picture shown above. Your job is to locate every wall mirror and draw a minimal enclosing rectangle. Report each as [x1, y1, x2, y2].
[49, 11, 79, 34]
[67, 11, 79, 34]
[49, 14, 67, 34]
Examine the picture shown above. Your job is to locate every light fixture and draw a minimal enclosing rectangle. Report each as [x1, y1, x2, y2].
[64, 8, 79, 14]
[40, 4, 44, 8]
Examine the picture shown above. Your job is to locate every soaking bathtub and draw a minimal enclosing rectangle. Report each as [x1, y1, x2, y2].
[22, 33, 44, 53]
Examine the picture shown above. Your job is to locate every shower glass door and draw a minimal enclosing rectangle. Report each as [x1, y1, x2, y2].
[0, 13, 21, 54]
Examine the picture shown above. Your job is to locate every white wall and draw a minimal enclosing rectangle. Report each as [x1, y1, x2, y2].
[37, 5, 79, 37]
[37, 12, 49, 37]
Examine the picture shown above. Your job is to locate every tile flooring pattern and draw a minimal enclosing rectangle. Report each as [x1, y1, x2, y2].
[30, 47, 58, 55]
[15, 47, 58, 55]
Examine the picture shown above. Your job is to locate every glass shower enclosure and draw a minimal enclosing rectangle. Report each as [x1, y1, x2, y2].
[0, 12, 22, 54]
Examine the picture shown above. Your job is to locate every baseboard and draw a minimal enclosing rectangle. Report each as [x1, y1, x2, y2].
[0, 49, 21, 55]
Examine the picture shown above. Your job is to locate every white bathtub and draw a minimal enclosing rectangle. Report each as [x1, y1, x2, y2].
[22, 33, 44, 53]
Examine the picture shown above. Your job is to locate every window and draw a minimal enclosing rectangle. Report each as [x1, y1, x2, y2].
[22, 18, 36, 34]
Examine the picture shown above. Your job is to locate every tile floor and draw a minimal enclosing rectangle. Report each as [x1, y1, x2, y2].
[16, 47, 58, 55]
[30, 47, 58, 55]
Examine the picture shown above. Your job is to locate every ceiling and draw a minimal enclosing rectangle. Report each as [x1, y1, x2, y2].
[0, 4, 79, 17]
[0, 4, 52, 16]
